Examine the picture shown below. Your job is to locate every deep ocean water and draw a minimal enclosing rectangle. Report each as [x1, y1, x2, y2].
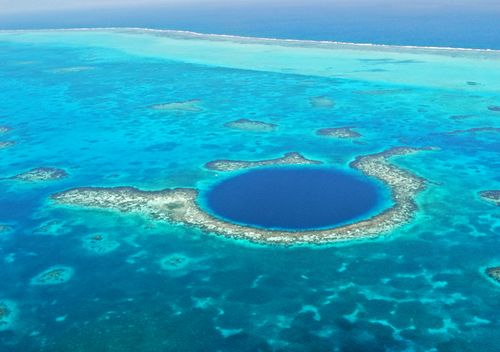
[202, 167, 386, 230]
[0, 29, 499, 351]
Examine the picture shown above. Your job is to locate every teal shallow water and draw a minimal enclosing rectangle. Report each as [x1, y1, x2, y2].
[0, 29, 499, 351]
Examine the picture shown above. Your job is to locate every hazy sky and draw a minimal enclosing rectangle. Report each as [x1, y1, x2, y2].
[2, 0, 499, 14]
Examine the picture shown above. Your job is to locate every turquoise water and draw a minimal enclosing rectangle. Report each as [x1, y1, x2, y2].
[202, 167, 386, 230]
[0, 29, 499, 351]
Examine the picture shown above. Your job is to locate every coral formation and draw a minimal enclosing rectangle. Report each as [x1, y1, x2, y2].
[205, 152, 321, 172]
[150, 99, 202, 112]
[316, 127, 361, 139]
[31, 266, 74, 285]
[479, 190, 500, 206]
[11, 167, 68, 181]
[224, 119, 277, 132]
[52, 147, 433, 244]
[310, 96, 335, 108]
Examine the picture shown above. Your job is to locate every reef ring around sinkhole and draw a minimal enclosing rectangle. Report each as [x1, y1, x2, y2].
[51, 147, 435, 245]
[199, 166, 389, 231]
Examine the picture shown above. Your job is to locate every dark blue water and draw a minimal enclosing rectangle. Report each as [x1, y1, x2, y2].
[2, 1, 499, 49]
[203, 167, 383, 230]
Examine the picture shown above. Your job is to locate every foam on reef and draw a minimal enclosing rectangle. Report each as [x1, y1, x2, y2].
[30, 266, 75, 285]
[52, 147, 434, 245]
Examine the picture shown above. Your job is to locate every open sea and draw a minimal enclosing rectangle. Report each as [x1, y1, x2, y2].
[0, 2, 499, 351]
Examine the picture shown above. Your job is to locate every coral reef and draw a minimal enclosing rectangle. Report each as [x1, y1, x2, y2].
[205, 152, 322, 172]
[52, 147, 434, 244]
[485, 266, 500, 284]
[160, 254, 190, 270]
[0, 141, 15, 149]
[224, 119, 277, 132]
[50, 66, 94, 73]
[310, 96, 335, 108]
[479, 190, 500, 206]
[82, 233, 120, 254]
[11, 167, 68, 181]
[31, 266, 74, 285]
[316, 127, 361, 139]
[150, 99, 202, 112]
[0, 300, 17, 331]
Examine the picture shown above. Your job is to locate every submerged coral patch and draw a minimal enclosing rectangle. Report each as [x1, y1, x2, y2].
[0, 141, 15, 149]
[316, 127, 361, 139]
[485, 266, 500, 284]
[479, 190, 500, 206]
[0, 224, 13, 235]
[11, 167, 68, 181]
[82, 233, 120, 254]
[159, 253, 190, 270]
[224, 118, 277, 132]
[150, 99, 202, 112]
[31, 266, 74, 285]
[310, 96, 335, 108]
[487, 106, 500, 112]
[0, 126, 10, 134]
[50, 66, 94, 73]
[205, 152, 321, 172]
[52, 147, 433, 244]
[33, 219, 71, 236]
[0, 300, 17, 331]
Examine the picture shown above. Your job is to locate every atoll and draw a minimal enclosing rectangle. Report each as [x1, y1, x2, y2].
[205, 152, 322, 172]
[224, 118, 277, 132]
[11, 167, 68, 182]
[31, 266, 74, 285]
[485, 266, 500, 284]
[0, 300, 17, 331]
[310, 96, 335, 108]
[0, 141, 15, 149]
[52, 146, 433, 244]
[82, 233, 120, 254]
[160, 253, 190, 270]
[479, 190, 500, 206]
[487, 106, 500, 112]
[316, 127, 361, 139]
[150, 99, 202, 112]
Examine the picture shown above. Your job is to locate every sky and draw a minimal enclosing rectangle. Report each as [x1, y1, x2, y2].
[1, 0, 499, 15]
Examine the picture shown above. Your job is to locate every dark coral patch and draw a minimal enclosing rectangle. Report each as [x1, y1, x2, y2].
[479, 190, 500, 206]
[485, 266, 500, 284]
[11, 167, 68, 181]
[224, 119, 277, 132]
[316, 127, 361, 139]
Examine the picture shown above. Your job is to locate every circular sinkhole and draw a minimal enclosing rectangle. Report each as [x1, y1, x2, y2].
[200, 167, 388, 231]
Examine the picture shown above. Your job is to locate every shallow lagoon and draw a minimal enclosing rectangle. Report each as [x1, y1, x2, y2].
[0, 29, 499, 351]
